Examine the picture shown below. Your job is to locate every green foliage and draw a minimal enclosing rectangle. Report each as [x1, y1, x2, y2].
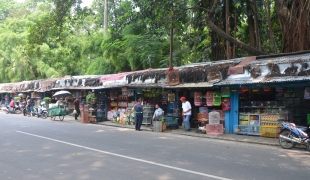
[0, 0, 304, 84]
[43, 97, 52, 104]
[14, 96, 21, 102]
[86, 92, 96, 104]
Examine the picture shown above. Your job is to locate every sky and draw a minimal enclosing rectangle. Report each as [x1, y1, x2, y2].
[15, 0, 94, 8]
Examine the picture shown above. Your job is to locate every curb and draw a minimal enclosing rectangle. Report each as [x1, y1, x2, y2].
[96, 121, 279, 147]
[1, 111, 279, 147]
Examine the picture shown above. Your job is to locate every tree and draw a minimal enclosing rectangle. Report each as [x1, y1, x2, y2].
[275, 0, 310, 53]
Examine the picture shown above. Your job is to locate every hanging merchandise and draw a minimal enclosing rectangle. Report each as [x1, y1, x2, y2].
[231, 86, 238, 92]
[222, 98, 231, 111]
[304, 87, 310, 99]
[110, 91, 118, 100]
[286, 87, 294, 93]
[121, 87, 128, 96]
[221, 87, 230, 97]
[264, 86, 271, 92]
[241, 86, 249, 93]
[206, 91, 214, 106]
[168, 93, 175, 102]
[213, 91, 222, 106]
[162, 93, 168, 104]
[252, 88, 259, 93]
[276, 86, 283, 92]
[194, 92, 202, 106]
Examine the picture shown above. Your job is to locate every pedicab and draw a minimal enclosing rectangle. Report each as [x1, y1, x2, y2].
[50, 90, 71, 121]
[48, 105, 67, 121]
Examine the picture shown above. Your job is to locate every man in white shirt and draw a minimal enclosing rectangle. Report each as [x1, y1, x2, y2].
[180, 96, 192, 131]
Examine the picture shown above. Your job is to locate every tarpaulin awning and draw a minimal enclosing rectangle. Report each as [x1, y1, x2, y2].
[227, 56, 256, 75]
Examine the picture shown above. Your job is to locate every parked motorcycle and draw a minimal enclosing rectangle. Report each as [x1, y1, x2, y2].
[31, 102, 47, 119]
[20, 101, 27, 116]
[278, 121, 310, 151]
[5, 104, 21, 114]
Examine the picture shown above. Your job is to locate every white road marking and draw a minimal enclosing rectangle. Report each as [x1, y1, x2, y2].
[16, 130, 232, 180]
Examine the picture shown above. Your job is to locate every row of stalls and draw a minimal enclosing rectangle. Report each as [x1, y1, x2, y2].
[1, 51, 310, 137]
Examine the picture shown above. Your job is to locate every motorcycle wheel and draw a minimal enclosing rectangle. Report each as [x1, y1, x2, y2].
[279, 130, 297, 149]
[41, 112, 47, 119]
[23, 109, 27, 116]
[59, 115, 64, 121]
[6, 110, 9, 114]
[31, 111, 36, 117]
[15, 109, 21, 114]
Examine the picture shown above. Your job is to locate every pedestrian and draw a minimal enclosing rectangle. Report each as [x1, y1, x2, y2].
[180, 96, 192, 131]
[134, 100, 144, 131]
[26, 96, 31, 117]
[74, 97, 80, 120]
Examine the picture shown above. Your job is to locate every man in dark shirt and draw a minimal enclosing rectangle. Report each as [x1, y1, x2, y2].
[134, 100, 144, 131]
[74, 97, 80, 120]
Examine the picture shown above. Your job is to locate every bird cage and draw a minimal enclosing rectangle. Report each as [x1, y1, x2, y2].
[213, 91, 222, 106]
[221, 87, 230, 97]
[222, 98, 231, 111]
[168, 93, 175, 102]
[194, 92, 202, 106]
[264, 86, 271, 92]
[206, 91, 214, 106]
[276, 86, 283, 92]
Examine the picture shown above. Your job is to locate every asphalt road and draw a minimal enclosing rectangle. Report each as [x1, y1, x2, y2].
[1, 113, 310, 180]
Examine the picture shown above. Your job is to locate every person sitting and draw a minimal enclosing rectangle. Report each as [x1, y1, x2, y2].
[9, 98, 15, 111]
[55, 98, 63, 107]
[152, 103, 164, 121]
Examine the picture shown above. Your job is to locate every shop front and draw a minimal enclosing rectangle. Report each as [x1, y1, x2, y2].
[106, 87, 166, 126]
[165, 83, 228, 134]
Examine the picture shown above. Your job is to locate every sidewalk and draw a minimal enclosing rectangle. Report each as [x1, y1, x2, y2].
[62, 115, 279, 146]
[1, 110, 279, 146]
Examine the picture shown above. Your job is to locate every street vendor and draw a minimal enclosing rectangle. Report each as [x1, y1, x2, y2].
[152, 103, 164, 120]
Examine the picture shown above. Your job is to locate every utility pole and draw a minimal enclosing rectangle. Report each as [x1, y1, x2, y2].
[104, 0, 108, 36]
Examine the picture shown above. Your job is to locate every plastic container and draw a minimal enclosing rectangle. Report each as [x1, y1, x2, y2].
[206, 124, 224, 135]
[260, 126, 281, 138]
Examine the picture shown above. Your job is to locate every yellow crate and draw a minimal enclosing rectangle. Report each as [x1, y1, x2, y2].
[260, 126, 281, 138]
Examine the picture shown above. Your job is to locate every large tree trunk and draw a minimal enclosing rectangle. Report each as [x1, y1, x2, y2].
[246, 0, 256, 47]
[275, 0, 310, 52]
[225, 0, 232, 59]
[252, 0, 262, 50]
[264, 0, 278, 53]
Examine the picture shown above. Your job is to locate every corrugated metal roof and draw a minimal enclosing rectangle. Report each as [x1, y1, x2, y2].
[163, 82, 213, 88]
[215, 53, 310, 86]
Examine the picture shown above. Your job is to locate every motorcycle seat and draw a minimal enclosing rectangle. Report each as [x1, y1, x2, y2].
[296, 126, 308, 132]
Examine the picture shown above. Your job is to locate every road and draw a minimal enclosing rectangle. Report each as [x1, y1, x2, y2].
[0, 113, 309, 180]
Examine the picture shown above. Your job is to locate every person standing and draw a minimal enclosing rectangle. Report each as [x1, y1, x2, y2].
[180, 96, 192, 131]
[26, 96, 31, 117]
[134, 100, 144, 131]
[74, 97, 80, 120]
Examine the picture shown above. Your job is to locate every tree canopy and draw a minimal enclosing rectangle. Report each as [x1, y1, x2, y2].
[0, 0, 309, 83]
